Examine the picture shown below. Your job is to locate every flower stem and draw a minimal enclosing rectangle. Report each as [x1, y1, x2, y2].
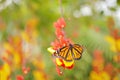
[59, 0, 63, 17]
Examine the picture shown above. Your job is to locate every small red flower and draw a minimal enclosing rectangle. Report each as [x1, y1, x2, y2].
[93, 50, 103, 60]
[55, 29, 64, 39]
[2, 56, 12, 65]
[22, 66, 30, 75]
[54, 18, 66, 29]
[16, 75, 24, 80]
[56, 66, 63, 75]
[58, 18, 66, 28]
[51, 40, 61, 50]
[111, 29, 120, 39]
[92, 50, 104, 73]
[104, 63, 114, 76]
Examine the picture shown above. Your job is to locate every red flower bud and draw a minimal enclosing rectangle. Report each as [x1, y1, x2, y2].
[56, 66, 63, 75]
[55, 29, 64, 39]
[57, 18, 66, 28]
[59, 38, 68, 46]
[54, 18, 66, 29]
[51, 40, 62, 50]
[54, 22, 61, 29]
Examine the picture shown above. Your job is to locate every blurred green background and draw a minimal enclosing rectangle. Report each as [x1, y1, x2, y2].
[0, 0, 120, 80]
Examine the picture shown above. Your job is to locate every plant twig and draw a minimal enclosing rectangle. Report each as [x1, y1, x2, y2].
[59, 0, 63, 17]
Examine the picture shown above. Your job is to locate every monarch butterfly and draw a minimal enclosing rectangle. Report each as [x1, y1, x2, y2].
[54, 44, 83, 62]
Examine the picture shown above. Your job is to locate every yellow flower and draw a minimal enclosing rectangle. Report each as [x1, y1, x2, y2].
[21, 31, 30, 42]
[3, 42, 22, 68]
[4, 42, 14, 53]
[0, 63, 11, 80]
[56, 58, 74, 69]
[116, 39, 120, 51]
[32, 58, 45, 70]
[56, 58, 63, 66]
[113, 75, 119, 80]
[90, 71, 101, 80]
[105, 36, 120, 52]
[13, 52, 22, 68]
[62, 59, 74, 68]
[47, 47, 74, 69]
[47, 47, 55, 54]
[99, 71, 110, 80]
[33, 70, 46, 80]
[113, 54, 120, 62]
[26, 18, 38, 29]
[90, 71, 110, 80]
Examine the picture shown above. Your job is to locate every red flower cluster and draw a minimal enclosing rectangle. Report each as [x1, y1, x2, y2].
[107, 17, 120, 53]
[51, 18, 72, 50]
[92, 50, 104, 73]
[48, 18, 74, 75]
[110, 29, 120, 40]
[90, 50, 120, 80]
[16, 66, 30, 80]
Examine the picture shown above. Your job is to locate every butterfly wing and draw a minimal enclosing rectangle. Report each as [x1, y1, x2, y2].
[58, 46, 73, 61]
[57, 44, 83, 61]
[65, 48, 73, 61]
[72, 44, 83, 60]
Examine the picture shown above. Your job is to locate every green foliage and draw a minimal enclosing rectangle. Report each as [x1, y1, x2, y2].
[0, 0, 120, 80]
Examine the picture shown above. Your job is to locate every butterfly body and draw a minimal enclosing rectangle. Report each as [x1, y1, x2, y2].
[55, 44, 83, 62]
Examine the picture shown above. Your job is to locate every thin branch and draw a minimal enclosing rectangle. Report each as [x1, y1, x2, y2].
[59, 0, 63, 17]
